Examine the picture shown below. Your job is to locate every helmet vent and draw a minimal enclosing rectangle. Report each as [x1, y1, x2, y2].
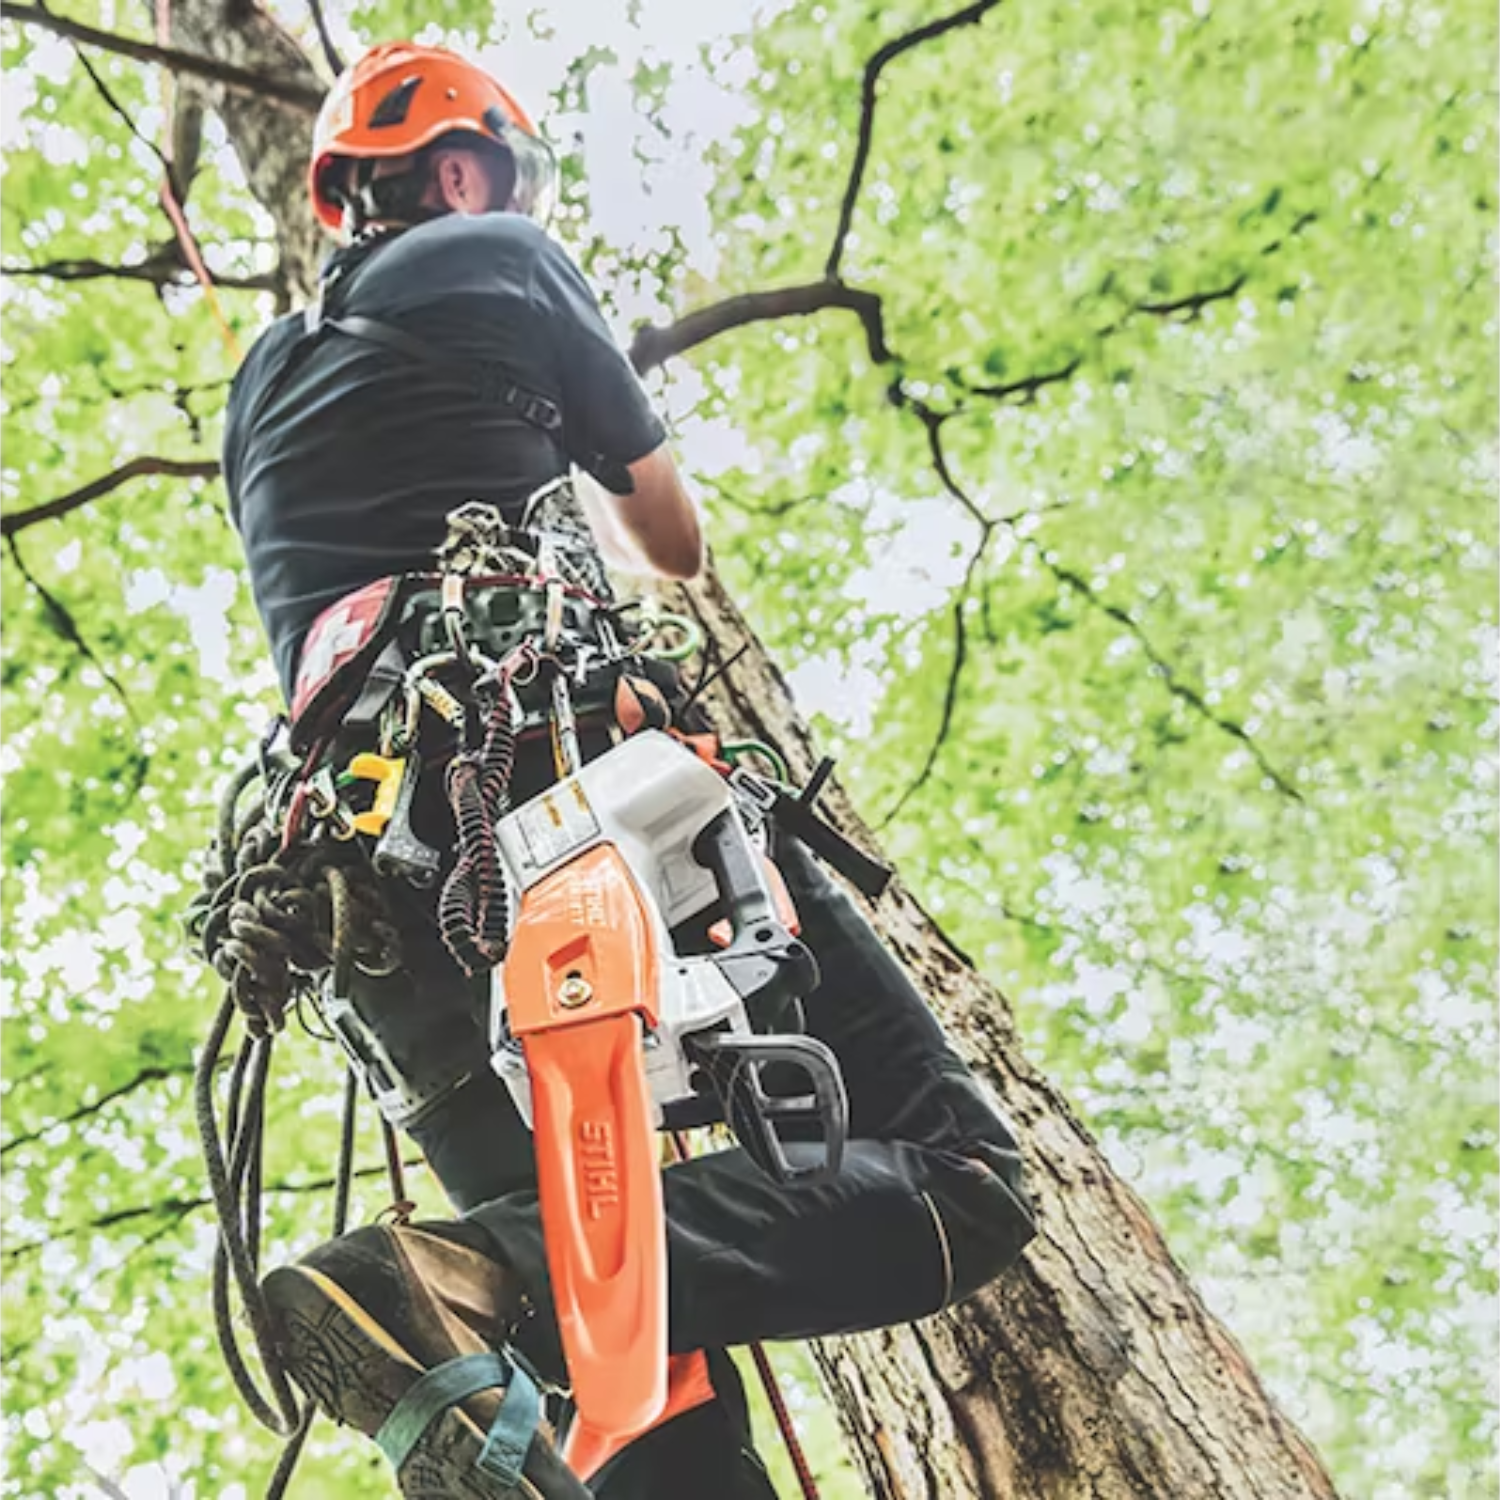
[368, 75, 423, 129]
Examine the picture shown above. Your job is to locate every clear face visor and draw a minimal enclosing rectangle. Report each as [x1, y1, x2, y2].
[488, 117, 557, 223]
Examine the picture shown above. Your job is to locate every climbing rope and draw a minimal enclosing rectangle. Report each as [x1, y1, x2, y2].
[438, 669, 520, 975]
[187, 750, 405, 1496]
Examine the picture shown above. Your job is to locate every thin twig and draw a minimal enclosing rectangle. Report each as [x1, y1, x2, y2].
[966, 356, 1082, 402]
[825, 0, 1005, 280]
[891, 390, 993, 530]
[83, 1466, 132, 1500]
[1135, 273, 1247, 320]
[697, 475, 823, 519]
[1, 455, 220, 537]
[879, 535, 991, 827]
[2, 1162, 420, 1260]
[1, 1061, 194, 1157]
[1046, 562, 1302, 800]
[5, 536, 140, 724]
[305, 0, 343, 75]
[0, 4, 324, 113]
[67, 36, 171, 172]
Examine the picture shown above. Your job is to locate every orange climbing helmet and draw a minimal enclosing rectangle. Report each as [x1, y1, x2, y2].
[309, 42, 556, 232]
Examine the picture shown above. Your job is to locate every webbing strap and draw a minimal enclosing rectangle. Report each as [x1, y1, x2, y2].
[375, 1351, 540, 1487]
[319, 311, 564, 434]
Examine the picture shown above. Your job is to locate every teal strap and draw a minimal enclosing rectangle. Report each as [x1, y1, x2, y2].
[375, 1352, 539, 1488]
[476, 1360, 541, 1485]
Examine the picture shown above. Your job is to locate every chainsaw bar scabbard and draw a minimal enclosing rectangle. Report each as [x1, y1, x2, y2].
[502, 844, 668, 1439]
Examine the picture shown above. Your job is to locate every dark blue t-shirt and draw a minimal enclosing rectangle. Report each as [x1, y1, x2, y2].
[222, 214, 665, 697]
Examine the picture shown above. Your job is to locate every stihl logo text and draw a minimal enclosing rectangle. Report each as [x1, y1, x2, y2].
[578, 1120, 619, 1220]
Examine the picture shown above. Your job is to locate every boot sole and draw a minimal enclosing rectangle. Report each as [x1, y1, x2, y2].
[263, 1263, 548, 1500]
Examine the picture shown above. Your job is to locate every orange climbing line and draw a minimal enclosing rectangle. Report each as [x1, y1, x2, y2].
[669, 1130, 822, 1500]
[155, 0, 243, 361]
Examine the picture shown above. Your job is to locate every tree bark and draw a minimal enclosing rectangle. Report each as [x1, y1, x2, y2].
[676, 569, 1339, 1499]
[162, 0, 325, 304]
[140, 8, 1344, 1495]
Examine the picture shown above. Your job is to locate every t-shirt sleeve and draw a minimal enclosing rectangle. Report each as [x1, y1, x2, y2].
[528, 236, 666, 490]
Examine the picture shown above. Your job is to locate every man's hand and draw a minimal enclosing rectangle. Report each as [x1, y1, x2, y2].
[577, 446, 703, 580]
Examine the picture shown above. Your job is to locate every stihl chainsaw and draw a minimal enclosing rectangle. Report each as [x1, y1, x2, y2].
[490, 724, 848, 1440]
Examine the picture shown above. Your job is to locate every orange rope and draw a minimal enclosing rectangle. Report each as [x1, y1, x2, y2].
[155, 0, 243, 361]
[669, 1130, 822, 1499]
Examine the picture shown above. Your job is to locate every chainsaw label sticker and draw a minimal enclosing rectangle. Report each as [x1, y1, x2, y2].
[516, 780, 599, 867]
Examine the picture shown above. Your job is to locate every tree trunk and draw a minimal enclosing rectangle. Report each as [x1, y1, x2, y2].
[159, 7, 1344, 1495]
[677, 569, 1340, 1500]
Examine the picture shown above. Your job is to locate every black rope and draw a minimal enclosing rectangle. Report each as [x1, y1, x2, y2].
[189, 746, 406, 1490]
[195, 999, 300, 1433]
[332, 1065, 359, 1237]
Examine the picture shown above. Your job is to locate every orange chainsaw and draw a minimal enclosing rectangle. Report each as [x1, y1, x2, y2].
[490, 725, 847, 1441]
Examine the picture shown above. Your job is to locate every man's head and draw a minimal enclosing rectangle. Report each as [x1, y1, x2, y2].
[309, 43, 555, 237]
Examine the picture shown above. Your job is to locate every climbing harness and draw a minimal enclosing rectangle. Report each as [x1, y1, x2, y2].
[189, 488, 887, 1495]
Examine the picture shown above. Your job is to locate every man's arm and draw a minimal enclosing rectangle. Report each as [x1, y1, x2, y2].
[521, 226, 703, 579]
[575, 447, 703, 580]
[573, 444, 702, 579]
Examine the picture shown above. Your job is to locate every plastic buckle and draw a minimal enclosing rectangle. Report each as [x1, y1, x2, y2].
[727, 765, 778, 815]
[515, 390, 562, 431]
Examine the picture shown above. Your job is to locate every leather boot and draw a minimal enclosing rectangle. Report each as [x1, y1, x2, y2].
[262, 1220, 588, 1499]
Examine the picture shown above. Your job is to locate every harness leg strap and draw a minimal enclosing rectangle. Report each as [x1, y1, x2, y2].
[375, 1350, 541, 1488]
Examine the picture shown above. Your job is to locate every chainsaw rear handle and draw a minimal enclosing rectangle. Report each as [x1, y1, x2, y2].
[691, 807, 819, 1028]
[684, 1030, 848, 1187]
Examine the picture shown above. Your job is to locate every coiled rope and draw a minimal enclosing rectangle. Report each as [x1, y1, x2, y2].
[438, 660, 524, 975]
[187, 752, 403, 1496]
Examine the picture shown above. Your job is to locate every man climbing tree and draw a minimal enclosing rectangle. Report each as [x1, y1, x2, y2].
[10, 0, 1484, 1496]
[218, 40, 1035, 1499]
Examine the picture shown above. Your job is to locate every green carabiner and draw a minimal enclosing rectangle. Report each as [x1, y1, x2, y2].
[638, 609, 702, 662]
[721, 739, 791, 784]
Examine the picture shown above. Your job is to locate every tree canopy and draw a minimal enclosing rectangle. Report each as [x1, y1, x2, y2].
[2, 1, 1494, 1497]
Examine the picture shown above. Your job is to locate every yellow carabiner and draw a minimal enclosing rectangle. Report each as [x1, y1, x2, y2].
[345, 753, 407, 837]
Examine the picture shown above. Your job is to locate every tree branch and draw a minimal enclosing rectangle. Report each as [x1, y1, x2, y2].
[64, 28, 171, 173]
[0, 1061, 195, 1157]
[890, 389, 994, 530]
[2, 1162, 423, 1260]
[4, 373, 233, 416]
[5, 536, 141, 727]
[826, 0, 1005, 280]
[630, 280, 892, 374]
[1135, 273, 1247, 321]
[305, 0, 343, 75]
[966, 356, 1082, 402]
[878, 537, 989, 827]
[1046, 562, 1303, 800]
[696, 475, 823, 519]
[0, 4, 323, 113]
[3, 255, 275, 291]
[878, 413, 999, 827]
[1, 455, 220, 537]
